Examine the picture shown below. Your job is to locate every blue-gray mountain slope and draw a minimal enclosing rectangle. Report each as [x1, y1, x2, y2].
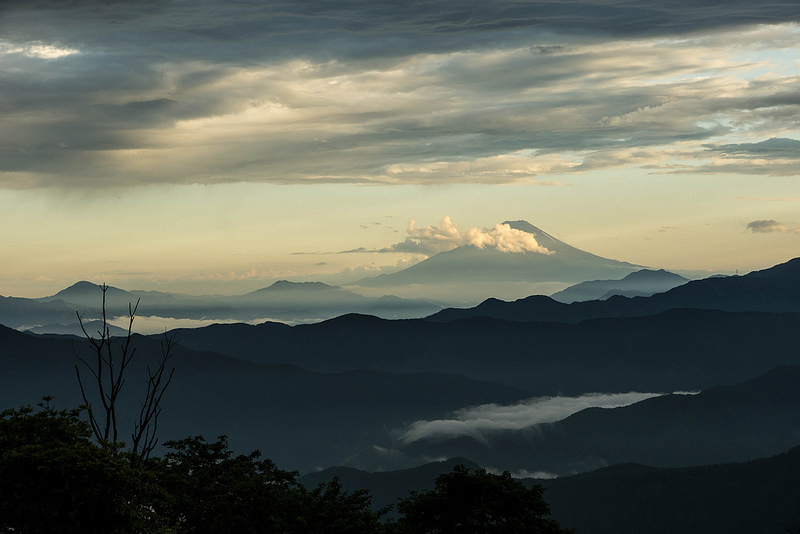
[428, 256, 800, 323]
[551, 269, 689, 303]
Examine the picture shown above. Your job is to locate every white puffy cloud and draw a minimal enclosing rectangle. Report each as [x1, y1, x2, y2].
[378, 216, 553, 256]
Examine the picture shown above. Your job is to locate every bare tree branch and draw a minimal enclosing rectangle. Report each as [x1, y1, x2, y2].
[74, 283, 175, 466]
[131, 331, 177, 466]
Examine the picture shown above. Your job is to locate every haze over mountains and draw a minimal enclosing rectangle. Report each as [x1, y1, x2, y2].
[1, 219, 676, 333]
[2, 222, 800, 532]
[2, 279, 445, 334]
[2, 219, 694, 334]
[3, 251, 799, 474]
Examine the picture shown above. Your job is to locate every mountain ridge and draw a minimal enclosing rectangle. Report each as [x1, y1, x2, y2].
[427, 256, 800, 323]
[551, 268, 689, 303]
[347, 365, 800, 473]
[2, 279, 445, 332]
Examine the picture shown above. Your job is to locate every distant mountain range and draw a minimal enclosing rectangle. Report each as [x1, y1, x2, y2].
[0, 280, 445, 333]
[428, 256, 800, 323]
[550, 269, 689, 303]
[355, 220, 645, 289]
[0, 219, 729, 332]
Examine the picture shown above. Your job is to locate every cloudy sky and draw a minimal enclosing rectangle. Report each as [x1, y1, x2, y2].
[2, 0, 799, 296]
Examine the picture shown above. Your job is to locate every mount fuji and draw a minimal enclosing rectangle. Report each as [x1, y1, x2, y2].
[353, 221, 645, 297]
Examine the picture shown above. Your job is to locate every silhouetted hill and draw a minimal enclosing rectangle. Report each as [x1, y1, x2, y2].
[42, 281, 136, 308]
[428, 256, 800, 323]
[234, 280, 444, 319]
[245, 280, 344, 295]
[299, 446, 800, 534]
[541, 445, 800, 534]
[551, 269, 689, 303]
[35, 281, 239, 323]
[169, 309, 800, 394]
[0, 324, 530, 472]
[387, 366, 800, 475]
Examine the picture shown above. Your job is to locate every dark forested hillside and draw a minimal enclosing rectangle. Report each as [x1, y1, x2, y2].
[540, 445, 800, 534]
[301, 445, 800, 534]
[386, 366, 800, 475]
[169, 309, 800, 394]
[0, 325, 531, 472]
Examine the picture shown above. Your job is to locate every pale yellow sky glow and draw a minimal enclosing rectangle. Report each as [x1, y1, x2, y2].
[1, 2, 799, 297]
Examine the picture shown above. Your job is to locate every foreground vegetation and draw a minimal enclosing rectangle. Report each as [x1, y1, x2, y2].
[0, 400, 571, 534]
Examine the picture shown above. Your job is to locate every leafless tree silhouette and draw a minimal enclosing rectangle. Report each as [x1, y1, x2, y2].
[74, 283, 175, 465]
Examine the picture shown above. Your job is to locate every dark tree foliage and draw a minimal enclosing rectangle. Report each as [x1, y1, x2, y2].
[394, 465, 573, 534]
[0, 402, 389, 533]
[152, 435, 385, 534]
[0, 399, 155, 534]
[285, 477, 388, 534]
[1, 403, 570, 534]
[151, 435, 298, 534]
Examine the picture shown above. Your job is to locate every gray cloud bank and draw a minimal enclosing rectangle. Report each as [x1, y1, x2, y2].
[2, 1, 800, 188]
[6, 1, 799, 52]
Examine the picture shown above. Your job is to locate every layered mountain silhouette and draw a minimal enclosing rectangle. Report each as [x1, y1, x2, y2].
[378, 366, 800, 475]
[550, 269, 689, 303]
[4, 251, 800, 494]
[355, 220, 644, 287]
[428, 256, 800, 323]
[170, 308, 800, 394]
[0, 324, 530, 472]
[1, 280, 444, 332]
[0, 294, 87, 330]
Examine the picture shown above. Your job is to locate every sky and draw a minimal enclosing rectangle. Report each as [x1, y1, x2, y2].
[2, 0, 799, 297]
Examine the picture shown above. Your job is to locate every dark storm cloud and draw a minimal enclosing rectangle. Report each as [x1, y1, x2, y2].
[2, 0, 799, 188]
[4, 1, 800, 64]
[707, 138, 800, 159]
